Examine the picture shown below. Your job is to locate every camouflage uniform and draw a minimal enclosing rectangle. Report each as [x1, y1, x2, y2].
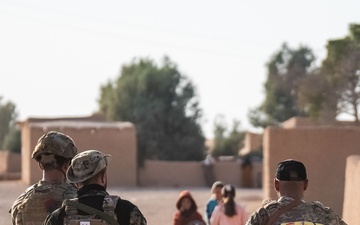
[9, 131, 78, 225]
[43, 150, 147, 225]
[245, 196, 348, 225]
[43, 184, 147, 225]
[10, 180, 76, 225]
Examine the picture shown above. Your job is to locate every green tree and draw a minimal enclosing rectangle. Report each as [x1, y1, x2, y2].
[299, 24, 360, 123]
[98, 57, 205, 163]
[0, 97, 18, 150]
[3, 128, 21, 153]
[212, 115, 245, 157]
[322, 24, 360, 122]
[249, 43, 315, 128]
[298, 67, 340, 122]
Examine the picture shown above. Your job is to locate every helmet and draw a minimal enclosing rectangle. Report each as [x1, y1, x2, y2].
[32, 131, 78, 164]
[67, 150, 111, 183]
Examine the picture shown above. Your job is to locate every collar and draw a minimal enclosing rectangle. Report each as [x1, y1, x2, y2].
[278, 196, 304, 204]
[38, 180, 62, 185]
[77, 184, 108, 197]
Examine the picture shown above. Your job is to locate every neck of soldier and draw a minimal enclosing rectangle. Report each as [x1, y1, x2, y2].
[42, 168, 66, 182]
[278, 190, 304, 201]
[276, 180, 306, 201]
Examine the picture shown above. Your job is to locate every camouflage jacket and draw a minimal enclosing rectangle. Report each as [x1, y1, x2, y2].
[9, 180, 77, 225]
[43, 184, 147, 225]
[245, 196, 348, 225]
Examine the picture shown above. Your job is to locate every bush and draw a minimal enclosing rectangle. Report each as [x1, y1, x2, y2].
[2, 128, 21, 154]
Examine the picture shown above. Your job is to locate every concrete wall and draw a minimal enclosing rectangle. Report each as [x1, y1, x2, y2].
[0, 151, 21, 173]
[139, 160, 205, 187]
[11, 115, 262, 189]
[342, 155, 360, 224]
[263, 126, 360, 216]
[139, 159, 262, 187]
[3, 153, 262, 188]
[20, 119, 138, 187]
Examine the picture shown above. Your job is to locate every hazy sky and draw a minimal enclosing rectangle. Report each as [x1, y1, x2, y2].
[0, 0, 359, 138]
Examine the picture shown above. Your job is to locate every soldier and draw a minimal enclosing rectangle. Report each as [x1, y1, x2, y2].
[10, 131, 78, 225]
[43, 149, 147, 225]
[245, 159, 347, 225]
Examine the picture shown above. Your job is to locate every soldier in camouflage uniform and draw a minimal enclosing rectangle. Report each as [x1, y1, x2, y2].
[43, 149, 147, 225]
[245, 159, 347, 225]
[9, 131, 78, 225]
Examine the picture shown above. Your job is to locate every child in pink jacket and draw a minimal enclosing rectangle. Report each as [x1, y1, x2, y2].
[210, 185, 247, 225]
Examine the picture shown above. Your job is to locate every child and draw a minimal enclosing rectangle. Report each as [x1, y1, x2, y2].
[205, 181, 225, 224]
[210, 184, 247, 225]
[173, 190, 205, 225]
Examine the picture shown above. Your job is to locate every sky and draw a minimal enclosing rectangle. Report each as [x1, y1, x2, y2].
[0, 0, 359, 138]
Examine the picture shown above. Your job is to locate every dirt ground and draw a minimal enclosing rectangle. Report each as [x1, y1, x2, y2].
[1, 180, 263, 225]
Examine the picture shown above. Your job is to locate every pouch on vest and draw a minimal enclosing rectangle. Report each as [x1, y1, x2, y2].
[64, 195, 120, 225]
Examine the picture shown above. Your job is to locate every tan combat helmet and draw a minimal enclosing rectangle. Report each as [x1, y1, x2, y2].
[67, 150, 111, 183]
[31, 131, 78, 166]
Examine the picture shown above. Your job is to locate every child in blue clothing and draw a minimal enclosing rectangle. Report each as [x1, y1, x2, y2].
[205, 181, 224, 225]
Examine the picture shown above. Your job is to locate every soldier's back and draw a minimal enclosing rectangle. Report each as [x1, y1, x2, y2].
[10, 180, 77, 225]
[246, 197, 347, 225]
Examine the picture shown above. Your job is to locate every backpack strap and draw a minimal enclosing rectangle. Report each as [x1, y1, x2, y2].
[63, 198, 120, 225]
[265, 199, 303, 225]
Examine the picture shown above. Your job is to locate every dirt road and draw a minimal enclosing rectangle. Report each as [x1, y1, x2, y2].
[2, 180, 263, 224]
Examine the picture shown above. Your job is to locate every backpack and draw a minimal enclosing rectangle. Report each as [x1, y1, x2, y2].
[63, 195, 120, 225]
[14, 181, 77, 225]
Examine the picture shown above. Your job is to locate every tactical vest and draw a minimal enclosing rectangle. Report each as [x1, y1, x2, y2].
[14, 181, 77, 225]
[63, 195, 120, 225]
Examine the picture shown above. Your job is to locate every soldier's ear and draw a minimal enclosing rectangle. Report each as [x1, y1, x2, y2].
[303, 179, 308, 190]
[101, 171, 107, 184]
[274, 179, 280, 191]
